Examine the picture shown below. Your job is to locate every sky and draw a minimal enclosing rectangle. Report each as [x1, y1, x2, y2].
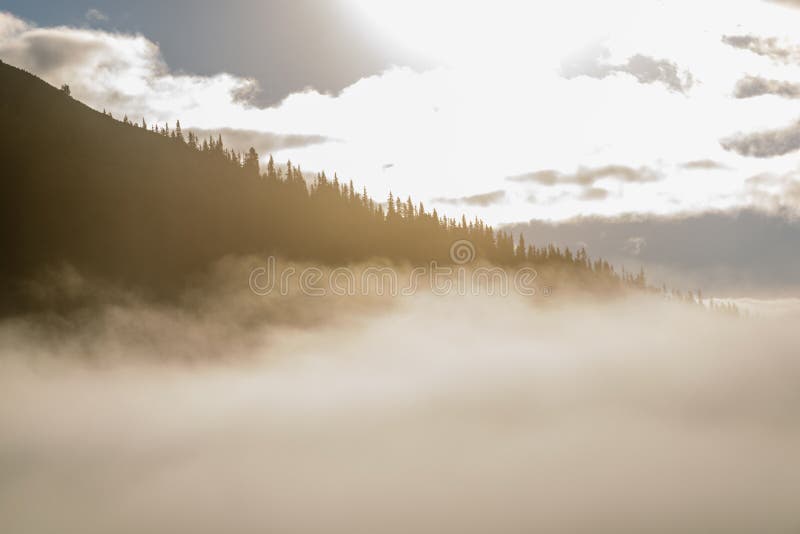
[2, 0, 800, 227]
[508, 209, 800, 297]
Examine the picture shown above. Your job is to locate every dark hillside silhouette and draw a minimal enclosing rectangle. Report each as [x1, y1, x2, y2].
[0, 61, 654, 309]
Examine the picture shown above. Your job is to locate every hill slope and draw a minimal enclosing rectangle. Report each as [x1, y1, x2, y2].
[1, 62, 279, 292]
[0, 61, 629, 310]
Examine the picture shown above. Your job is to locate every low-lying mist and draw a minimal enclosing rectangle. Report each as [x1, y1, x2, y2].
[1, 260, 799, 534]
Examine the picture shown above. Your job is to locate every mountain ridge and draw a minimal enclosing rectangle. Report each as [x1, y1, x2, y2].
[0, 60, 636, 312]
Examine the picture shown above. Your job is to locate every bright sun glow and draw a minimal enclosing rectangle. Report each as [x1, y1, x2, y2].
[344, 0, 645, 67]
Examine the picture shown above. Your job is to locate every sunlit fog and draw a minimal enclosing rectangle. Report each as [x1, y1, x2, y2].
[2, 277, 799, 534]
[2, 1, 800, 532]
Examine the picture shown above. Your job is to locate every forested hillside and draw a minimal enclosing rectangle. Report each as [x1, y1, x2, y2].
[1, 61, 632, 307]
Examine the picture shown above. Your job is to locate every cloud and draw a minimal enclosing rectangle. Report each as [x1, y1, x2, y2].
[767, 0, 800, 7]
[733, 75, 800, 98]
[188, 128, 332, 156]
[3, 279, 800, 533]
[744, 171, 800, 213]
[508, 165, 659, 206]
[508, 170, 562, 185]
[623, 236, 647, 255]
[0, 12, 263, 128]
[561, 45, 694, 93]
[85, 8, 108, 23]
[433, 190, 506, 207]
[0, 12, 26, 40]
[508, 165, 661, 186]
[720, 120, 800, 157]
[722, 34, 800, 63]
[622, 54, 694, 93]
[680, 159, 728, 170]
[579, 187, 609, 201]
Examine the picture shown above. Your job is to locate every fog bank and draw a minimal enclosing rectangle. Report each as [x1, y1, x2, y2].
[1, 289, 799, 534]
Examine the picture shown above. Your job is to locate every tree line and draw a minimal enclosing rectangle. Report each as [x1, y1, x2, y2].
[104, 115, 652, 289]
[0, 60, 735, 312]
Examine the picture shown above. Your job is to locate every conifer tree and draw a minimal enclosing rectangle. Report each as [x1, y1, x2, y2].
[244, 147, 259, 176]
[267, 155, 277, 181]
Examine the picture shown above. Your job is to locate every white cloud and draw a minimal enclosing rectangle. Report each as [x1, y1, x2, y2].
[743, 171, 800, 214]
[0, 12, 259, 128]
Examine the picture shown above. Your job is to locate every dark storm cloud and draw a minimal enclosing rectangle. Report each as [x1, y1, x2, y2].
[507, 165, 661, 186]
[433, 190, 506, 207]
[505, 209, 800, 295]
[722, 35, 800, 63]
[734, 75, 800, 99]
[720, 120, 800, 157]
[680, 159, 728, 170]
[561, 44, 694, 93]
[189, 128, 332, 155]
